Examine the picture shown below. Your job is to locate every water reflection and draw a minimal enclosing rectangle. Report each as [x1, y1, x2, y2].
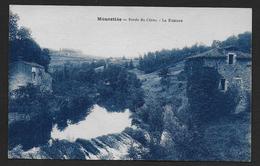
[51, 104, 132, 142]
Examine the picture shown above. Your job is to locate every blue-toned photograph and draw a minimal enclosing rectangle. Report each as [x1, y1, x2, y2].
[8, 6, 252, 161]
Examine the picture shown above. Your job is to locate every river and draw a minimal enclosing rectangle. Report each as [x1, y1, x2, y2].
[51, 104, 132, 142]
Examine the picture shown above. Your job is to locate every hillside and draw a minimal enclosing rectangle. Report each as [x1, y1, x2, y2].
[49, 50, 95, 67]
[8, 55, 251, 160]
[8, 32, 251, 161]
[8, 9, 251, 161]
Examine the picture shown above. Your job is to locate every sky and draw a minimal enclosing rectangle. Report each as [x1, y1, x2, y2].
[10, 5, 252, 58]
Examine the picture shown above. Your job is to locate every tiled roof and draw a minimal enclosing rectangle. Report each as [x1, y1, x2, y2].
[186, 48, 251, 60]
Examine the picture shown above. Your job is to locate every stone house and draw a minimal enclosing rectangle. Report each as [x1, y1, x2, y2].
[185, 46, 251, 113]
[9, 60, 52, 92]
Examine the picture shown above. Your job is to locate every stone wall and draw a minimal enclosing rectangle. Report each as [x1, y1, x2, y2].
[9, 61, 52, 92]
[185, 57, 251, 114]
[203, 58, 251, 91]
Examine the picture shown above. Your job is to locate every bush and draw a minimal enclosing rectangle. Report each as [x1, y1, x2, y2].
[9, 84, 53, 150]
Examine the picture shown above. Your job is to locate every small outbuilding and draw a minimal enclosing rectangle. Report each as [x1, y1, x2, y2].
[9, 60, 52, 92]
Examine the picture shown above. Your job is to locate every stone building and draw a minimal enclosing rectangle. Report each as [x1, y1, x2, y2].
[9, 60, 52, 92]
[185, 46, 251, 113]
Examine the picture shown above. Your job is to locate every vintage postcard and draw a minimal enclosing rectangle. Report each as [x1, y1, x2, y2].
[8, 5, 252, 161]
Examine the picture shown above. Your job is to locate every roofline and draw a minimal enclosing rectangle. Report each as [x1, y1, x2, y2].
[10, 60, 44, 68]
[185, 48, 251, 60]
[186, 56, 251, 60]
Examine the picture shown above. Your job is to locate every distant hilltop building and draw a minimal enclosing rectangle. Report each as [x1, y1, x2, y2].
[9, 59, 52, 92]
[55, 48, 83, 57]
[185, 46, 251, 113]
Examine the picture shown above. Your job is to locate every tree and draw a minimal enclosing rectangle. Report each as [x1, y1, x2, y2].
[138, 32, 251, 74]
[41, 48, 51, 71]
[129, 59, 134, 69]
[17, 26, 32, 40]
[9, 11, 19, 41]
[221, 35, 238, 48]
[138, 44, 210, 73]
[237, 32, 252, 53]
[159, 68, 171, 90]
[211, 40, 221, 48]
[124, 61, 129, 68]
[219, 32, 252, 53]
[9, 11, 51, 71]
[9, 84, 53, 150]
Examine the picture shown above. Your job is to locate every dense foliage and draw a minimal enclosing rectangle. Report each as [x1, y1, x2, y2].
[130, 31, 252, 159]
[9, 11, 51, 71]
[138, 32, 251, 74]
[138, 44, 210, 73]
[97, 64, 144, 111]
[186, 67, 240, 127]
[167, 65, 241, 159]
[9, 61, 145, 150]
[51, 62, 144, 129]
[9, 84, 53, 150]
[8, 10, 251, 160]
[213, 32, 252, 53]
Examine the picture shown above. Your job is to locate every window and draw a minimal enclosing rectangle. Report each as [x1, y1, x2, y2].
[32, 67, 36, 81]
[32, 72, 36, 80]
[228, 53, 236, 64]
[234, 77, 243, 88]
[220, 78, 226, 91]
